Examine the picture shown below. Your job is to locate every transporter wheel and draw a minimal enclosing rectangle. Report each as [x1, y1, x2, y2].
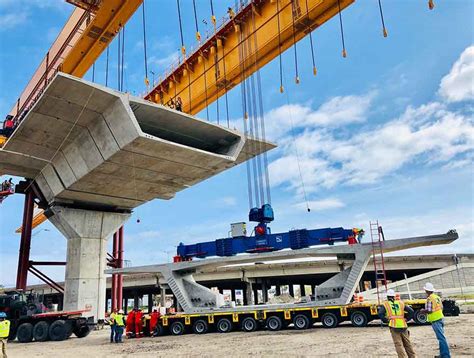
[33, 321, 50, 341]
[49, 320, 68, 341]
[293, 314, 311, 330]
[241, 317, 258, 332]
[321, 312, 339, 329]
[350, 311, 368, 328]
[266, 316, 283, 331]
[216, 318, 233, 333]
[413, 309, 428, 325]
[73, 324, 91, 338]
[192, 320, 209, 334]
[154, 324, 165, 337]
[16, 323, 34, 343]
[170, 321, 185, 336]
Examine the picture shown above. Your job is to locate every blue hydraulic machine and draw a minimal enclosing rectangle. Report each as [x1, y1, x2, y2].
[175, 204, 364, 261]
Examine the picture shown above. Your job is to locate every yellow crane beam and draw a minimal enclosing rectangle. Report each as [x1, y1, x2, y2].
[145, 0, 354, 115]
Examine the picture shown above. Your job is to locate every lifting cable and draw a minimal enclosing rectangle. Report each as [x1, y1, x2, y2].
[246, 26, 264, 205]
[192, 0, 201, 42]
[276, 0, 284, 93]
[105, 46, 109, 86]
[176, 0, 186, 58]
[242, 25, 260, 206]
[377, 0, 388, 37]
[238, 22, 253, 210]
[117, 27, 121, 90]
[305, 0, 317, 76]
[251, 2, 271, 205]
[282, 69, 311, 212]
[337, 0, 347, 58]
[290, 0, 300, 84]
[142, 0, 150, 89]
[201, 50, 210, 121]
[121, 25, 126, 91]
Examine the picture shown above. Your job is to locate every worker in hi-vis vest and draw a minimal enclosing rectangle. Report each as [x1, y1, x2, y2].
[421, 283, 450, 358]
[0, 312, 10, 358]
[378, 289, 416, 358]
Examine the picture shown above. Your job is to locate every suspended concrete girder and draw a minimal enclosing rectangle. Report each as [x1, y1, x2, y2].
[107, 231, 458, 313]
[0, 73, 275, 321]
[1, 72, 275, 211]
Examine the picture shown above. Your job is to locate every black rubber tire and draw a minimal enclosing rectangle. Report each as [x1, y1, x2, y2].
[17, 323, 34, 343]
[293, 314, 311, 330]
[192, 319, 209, 334]
[266, 316, 283, 331]
[413, 309, 428, 325]
[350, 311, 368, 328]
[241, 317, 258, 332]
[33, 321, 50, 342]
[216, 318, 233, 333]
[170, 321, 185, 336]
[321, 312, 339, 328]
[154, 324, 165, 337]
[73, 324, 91, 338]
[49, 320, 68, 341]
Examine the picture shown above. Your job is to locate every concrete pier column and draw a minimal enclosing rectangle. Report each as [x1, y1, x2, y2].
[289, 284, 295, 297]
[275, 285, 281, 296]
[48, 206, 130, 322]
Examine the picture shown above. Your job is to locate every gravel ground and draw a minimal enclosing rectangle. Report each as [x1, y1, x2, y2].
[7, 315, 474, 357]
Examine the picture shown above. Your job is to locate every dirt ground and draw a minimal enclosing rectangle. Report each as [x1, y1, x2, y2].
[7, 315, 474, 358]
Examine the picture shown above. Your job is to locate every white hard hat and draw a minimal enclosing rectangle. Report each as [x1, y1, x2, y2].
[386, 289, 396, 297]
[118, 309, 124, 314]
[423, 282, 435, 292]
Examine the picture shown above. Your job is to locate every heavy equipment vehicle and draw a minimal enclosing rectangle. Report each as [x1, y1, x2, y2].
[0, 291, 93, 343]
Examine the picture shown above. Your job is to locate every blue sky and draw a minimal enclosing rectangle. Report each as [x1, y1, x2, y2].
[0, 0, 473, 287]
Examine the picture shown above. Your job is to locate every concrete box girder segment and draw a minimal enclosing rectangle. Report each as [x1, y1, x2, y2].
[107, 231, 458, 313]
[1, 73, 275, 210]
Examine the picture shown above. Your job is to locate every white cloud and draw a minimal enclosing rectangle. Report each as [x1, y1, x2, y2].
[294, 198, 345, 212]
[269, 101, 474, 195]
[439, 45, 474, 103]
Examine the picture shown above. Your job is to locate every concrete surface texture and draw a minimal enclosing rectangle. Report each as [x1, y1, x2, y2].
[1, 72, 275, 211]
[48, 206, 130, 320]
[108, 231, 458, 313]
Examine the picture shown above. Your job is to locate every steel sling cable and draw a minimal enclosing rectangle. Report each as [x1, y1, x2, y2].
[142, 0, 149, 89]
[305, 0, 317, 76]
[251, 2, 271, 204]
[238, 22, 253, 210]
[290, 0, 300, 84]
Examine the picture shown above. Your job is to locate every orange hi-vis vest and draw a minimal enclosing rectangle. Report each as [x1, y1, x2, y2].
[383, 300, 407, 329]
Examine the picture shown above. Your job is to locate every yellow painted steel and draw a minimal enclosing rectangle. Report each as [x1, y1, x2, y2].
[145, 0, 354, 115]
[62, 0, 143, 77]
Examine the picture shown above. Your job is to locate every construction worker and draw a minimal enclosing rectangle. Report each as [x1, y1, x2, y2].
[378, 289, 416, 358]
[175, 97, 183, 112]
[109, 308, 118, 343]
[421, 283, 450, 358]
[114, 309, 125, 343]
[126, 308, 135, 338]
[0, 312, 10, 358]
[134, 308, 143, 337]
[149, 308, 160, 336]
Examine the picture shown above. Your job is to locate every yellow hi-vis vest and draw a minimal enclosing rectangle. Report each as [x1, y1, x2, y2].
[383, 300, 407, 329]
[0, 320, 11, 338]
[114, 314, 125, 327]
[427, 293, 444, 323]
